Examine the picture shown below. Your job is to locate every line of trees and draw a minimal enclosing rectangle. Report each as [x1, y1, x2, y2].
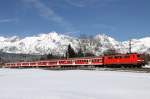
[45, 44, 95, 60]
[65, 44, 95, 58]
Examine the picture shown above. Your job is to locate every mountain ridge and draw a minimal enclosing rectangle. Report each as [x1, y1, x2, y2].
[0, 32, 150, 55]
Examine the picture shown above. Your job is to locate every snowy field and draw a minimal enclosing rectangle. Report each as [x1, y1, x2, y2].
[1, 69, 150, 99]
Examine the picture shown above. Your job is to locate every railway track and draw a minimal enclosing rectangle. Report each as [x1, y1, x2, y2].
[94, 67, 150, 73]
[42, 66, 150, 73]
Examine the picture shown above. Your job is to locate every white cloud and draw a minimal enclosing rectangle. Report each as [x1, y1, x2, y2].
[65, 0, 119, 7]
[22, 0, 76, 32]
[65, 0, 86, 7]
[0, 19, 18, 23]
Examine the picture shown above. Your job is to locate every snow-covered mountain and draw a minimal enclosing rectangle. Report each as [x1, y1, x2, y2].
[0, 32, 79, 55]
[0, 32, 150, 56]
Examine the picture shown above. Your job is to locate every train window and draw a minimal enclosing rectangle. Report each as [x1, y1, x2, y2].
[30, 63, 36, 65]
[117, 56, 119, 58]
[108, 56, 113, 59]
[82, 60, 86, 62]
[76, 60, 81, 62]
[98, 59, 102, 62]
[124, 55, 130, 58]
[92, 59, 97, 62]
[67, 61, 71, 63]
[59, 61, 65, 63]
[92, 59, 102, 62]
[120, 56, 122, 58]
[114, 56, 122, 59]
[114, 56, 119, 59]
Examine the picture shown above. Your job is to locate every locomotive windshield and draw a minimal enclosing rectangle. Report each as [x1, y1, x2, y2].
[137, 54, 144, 58]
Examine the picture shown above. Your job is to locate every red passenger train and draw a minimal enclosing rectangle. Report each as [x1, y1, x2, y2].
[4, 53, 145, 68]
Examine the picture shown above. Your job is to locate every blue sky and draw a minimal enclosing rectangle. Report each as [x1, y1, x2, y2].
[0, 0, 150, 41]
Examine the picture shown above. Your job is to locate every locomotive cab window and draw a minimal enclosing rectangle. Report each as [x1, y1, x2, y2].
[137, 55, 144, 58]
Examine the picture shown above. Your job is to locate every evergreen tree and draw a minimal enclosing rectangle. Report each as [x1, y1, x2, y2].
[47, 53, 61, 59]
[40, 56, 46, 60]
[65, 51, 69, 58]
[47, 53, 54, 59]
[77, 48, 84, 57]
[67, 44, 76, 58]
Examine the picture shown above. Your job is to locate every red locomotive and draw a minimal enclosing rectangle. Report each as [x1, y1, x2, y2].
[4, 53, 145, 68]
[103, 53, 145, 67]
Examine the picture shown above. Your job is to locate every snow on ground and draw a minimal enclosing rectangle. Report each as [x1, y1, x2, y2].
[0, 69, 150, 99]
[144, 63, 150, 68]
